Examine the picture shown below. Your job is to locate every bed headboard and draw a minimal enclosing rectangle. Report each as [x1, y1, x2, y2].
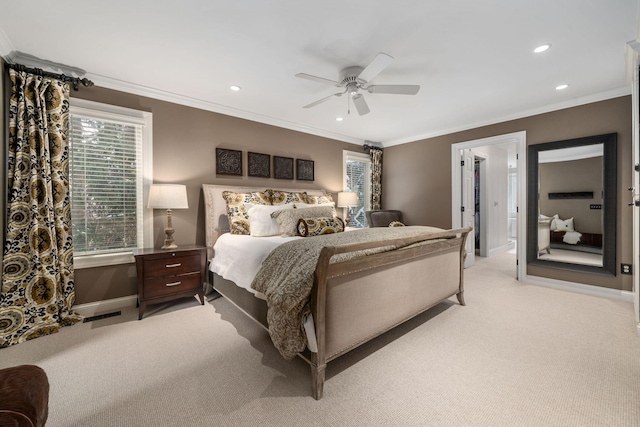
[202, 184, 329, 259]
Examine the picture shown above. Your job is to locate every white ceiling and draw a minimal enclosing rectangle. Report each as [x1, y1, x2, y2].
[1, 1, 638, 147]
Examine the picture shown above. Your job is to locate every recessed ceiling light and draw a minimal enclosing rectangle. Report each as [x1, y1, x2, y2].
[336, 117, 343, 122]
[230, 85, 241, 91]
[556, 84, 569, 90]
[534, 44, 551, 53]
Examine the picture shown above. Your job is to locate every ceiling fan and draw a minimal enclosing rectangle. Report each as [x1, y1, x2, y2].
[295, 52, 420, 116]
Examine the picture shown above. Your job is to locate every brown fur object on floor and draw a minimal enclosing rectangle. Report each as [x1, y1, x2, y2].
[0, 364, 49, 427]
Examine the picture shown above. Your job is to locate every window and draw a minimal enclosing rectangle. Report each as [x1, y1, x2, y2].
[343, 150, 371, 228]
[69, 99, 153, 268]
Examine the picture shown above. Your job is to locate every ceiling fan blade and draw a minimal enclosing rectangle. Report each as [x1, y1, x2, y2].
[367, 85, 420, 95]
[303, 92, 343, 109]
[295, 73, 342, 87]
[352, 94, 370, 115]
[357, 52, 394, 83]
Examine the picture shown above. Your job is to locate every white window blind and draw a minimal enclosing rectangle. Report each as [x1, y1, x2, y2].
[69, 105, 146, 257]
[344, 151, 371, 228]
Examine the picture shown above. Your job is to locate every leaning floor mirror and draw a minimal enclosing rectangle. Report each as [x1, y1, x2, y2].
[527, 133, 617, 276]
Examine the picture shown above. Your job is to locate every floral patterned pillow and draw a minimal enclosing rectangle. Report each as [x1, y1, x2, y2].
[222, 190, 270, 235]
[303, 193, 334, 205]
[271, 205, 335, 237]
[297, 216, 344, 237]
[266, 189, 307, 206]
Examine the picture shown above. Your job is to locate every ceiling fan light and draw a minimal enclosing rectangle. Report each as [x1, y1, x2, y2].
[534, 44, 551, 53]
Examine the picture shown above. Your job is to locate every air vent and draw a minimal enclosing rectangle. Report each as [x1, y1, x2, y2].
[83, 311, 121, 323]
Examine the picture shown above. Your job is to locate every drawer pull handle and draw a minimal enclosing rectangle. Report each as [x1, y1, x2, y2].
[166, 281, 182, 287]
[166, 263, 182, 268]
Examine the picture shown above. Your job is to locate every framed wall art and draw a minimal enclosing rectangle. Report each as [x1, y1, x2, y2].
[248, 152, 271, 178]
[216, 148, 242, 176]
[296, 159, 314, 181]
[274, 156, 294, 180]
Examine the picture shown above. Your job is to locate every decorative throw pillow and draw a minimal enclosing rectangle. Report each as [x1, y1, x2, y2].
[294, 202, 337, 217]
[222, 190, 270, 235]
[389, 221, 405, 227]
[303, 194, 334, 205]
[550, 214, 560, 231]
[247, 203, 295, 237]
[271, 205, 335, 237]
[297, 216, 345, 237]
[554, 217, 575, 232]
[266, 189, 306, 206]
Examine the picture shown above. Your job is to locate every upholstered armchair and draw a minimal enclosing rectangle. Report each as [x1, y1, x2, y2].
[0, 365, 49, 427]
[365, 210, 404, 227]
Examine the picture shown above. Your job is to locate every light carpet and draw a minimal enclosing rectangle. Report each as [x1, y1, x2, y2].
[1, 253, 639, 426]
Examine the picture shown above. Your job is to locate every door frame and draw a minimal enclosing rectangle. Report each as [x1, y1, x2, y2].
[451, 131, 527, 279]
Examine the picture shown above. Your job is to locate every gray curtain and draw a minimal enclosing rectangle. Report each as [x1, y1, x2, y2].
[0, 68, 81, 348]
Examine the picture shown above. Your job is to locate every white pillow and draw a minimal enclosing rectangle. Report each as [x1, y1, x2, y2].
[247, 203, 295, 237]
[554, 217, 574, 232]
[550, 214, 560, 231]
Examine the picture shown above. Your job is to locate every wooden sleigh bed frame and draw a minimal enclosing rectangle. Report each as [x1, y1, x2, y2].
[203, 184, 470, 399]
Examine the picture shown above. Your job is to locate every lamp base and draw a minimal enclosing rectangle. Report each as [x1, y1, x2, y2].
[161, 210, 177, 249]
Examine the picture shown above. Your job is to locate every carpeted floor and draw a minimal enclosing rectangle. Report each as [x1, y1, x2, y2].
[1, 252, 639, 426]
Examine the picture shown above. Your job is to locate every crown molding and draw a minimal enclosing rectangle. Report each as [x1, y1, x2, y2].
[86, 73, 364, 146]
[383, 86, 632, 147]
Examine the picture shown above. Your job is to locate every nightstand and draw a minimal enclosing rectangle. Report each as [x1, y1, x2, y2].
[133, 245, 206, 320]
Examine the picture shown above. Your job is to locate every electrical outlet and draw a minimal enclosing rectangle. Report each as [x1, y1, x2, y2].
[621, 264, 632, 275]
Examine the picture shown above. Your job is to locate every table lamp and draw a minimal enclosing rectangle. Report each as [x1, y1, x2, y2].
[337, 191, 358, 226]
[148, 184, 189, 249]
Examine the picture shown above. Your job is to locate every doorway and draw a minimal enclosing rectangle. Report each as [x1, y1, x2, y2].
[451, 131, 526, 280]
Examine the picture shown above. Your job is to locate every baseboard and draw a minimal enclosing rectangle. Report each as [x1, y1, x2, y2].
[524, 274, 634, 302]
[488, 241, 516, 257]
[73, 295, 138, 317]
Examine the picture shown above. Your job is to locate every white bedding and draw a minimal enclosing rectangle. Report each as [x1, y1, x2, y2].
[209, 233, 302, 296]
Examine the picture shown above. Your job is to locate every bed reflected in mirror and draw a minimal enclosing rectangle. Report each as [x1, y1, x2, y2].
[527, 133, 616, 276]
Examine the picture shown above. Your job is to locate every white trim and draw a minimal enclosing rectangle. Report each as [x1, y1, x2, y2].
[69, 99, 154, 267]
[488, 241, 516, 257]
[73, 295, 138, 317]
[74, 252, 135, 269]
[386, 88, 630, 147]
[451, 131, 527, 280]
[86, 73, 364, 146]
[523, 274, 634, 303]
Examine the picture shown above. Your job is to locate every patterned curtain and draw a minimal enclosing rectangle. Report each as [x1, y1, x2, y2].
[0, 69, 81, 348]
[365, 145, 383, 210]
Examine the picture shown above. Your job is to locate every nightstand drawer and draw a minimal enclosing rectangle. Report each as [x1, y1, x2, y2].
[143, 273, 201, 299]
[143, 254, 200, 278]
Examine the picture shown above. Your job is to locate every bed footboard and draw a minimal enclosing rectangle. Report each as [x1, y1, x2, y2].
[309, 228, 469, 399]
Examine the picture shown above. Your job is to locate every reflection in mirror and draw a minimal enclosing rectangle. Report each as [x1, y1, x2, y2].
[527, 133, 616, 276]
[537, 144, 603, 267]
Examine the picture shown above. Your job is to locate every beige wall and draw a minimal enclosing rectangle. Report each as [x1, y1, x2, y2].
[70, 86, 362, 304]
[384, 96, 633, 291]
[1, 76, 633, 300]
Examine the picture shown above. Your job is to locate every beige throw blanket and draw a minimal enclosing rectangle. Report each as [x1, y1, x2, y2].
[251, 226, 444, 359]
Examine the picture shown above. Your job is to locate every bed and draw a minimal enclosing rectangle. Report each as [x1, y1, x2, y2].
[202, 184, 470, 399]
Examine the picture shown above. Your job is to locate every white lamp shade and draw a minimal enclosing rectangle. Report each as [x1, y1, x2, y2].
[147, 184, 189, 209]
[337, 191, 358, 207]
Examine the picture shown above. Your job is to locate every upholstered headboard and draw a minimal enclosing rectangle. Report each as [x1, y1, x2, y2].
[202, 184, 329, 259]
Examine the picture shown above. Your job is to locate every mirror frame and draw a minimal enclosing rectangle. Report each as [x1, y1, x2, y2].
[527, 133, 617, 276]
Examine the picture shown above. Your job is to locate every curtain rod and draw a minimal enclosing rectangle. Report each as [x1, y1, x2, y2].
[5, 62, 94, 91]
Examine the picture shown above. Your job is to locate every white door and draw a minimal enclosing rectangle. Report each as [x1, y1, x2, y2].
[462, 149, 475, 268]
